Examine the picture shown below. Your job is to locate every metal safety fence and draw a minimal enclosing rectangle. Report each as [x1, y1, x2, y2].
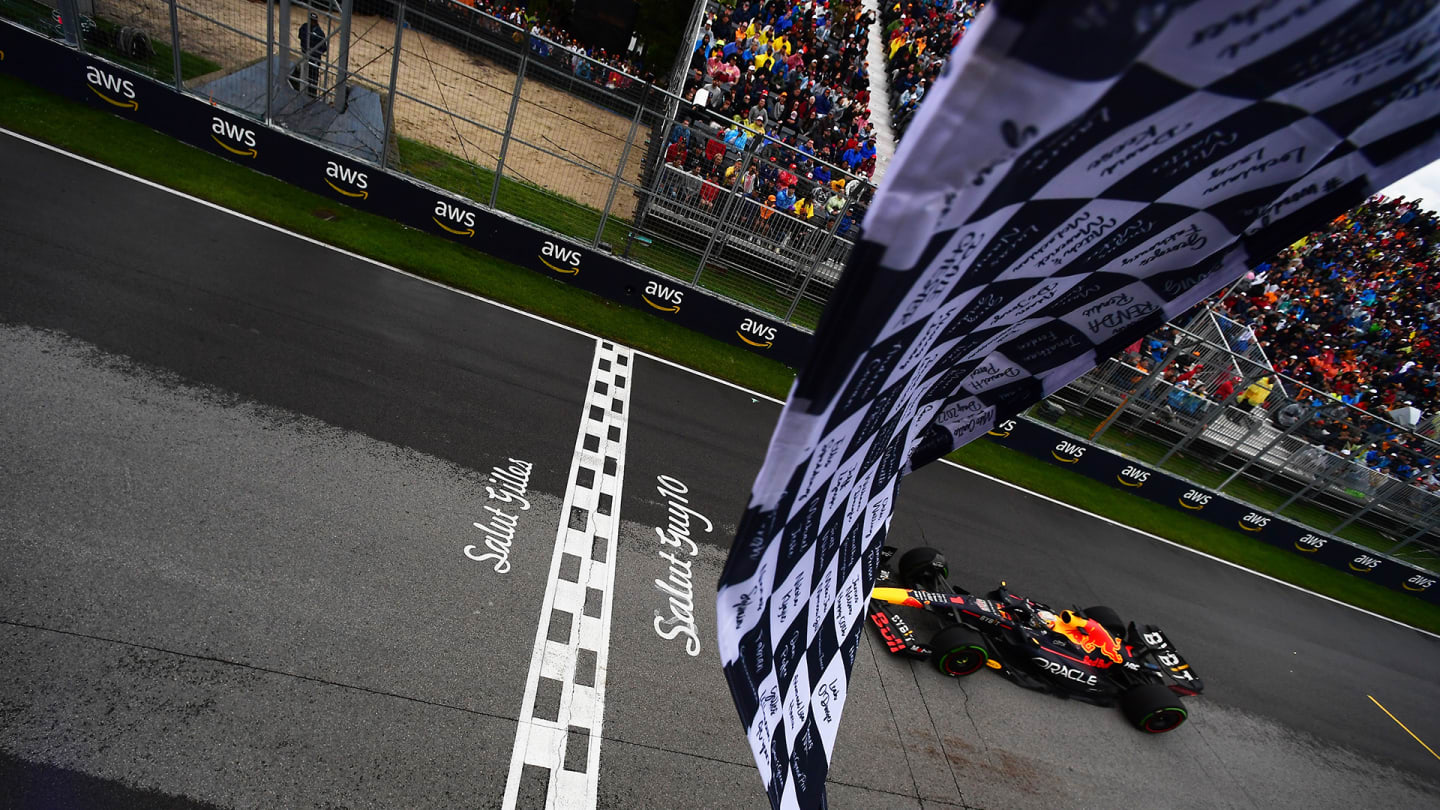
[8, 0, 873, 330]
[1035, 311, 1440, 566]
[13, 0, 1438, 554]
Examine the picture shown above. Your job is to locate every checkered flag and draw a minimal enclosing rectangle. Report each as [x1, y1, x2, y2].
[716, 1, 1440, 807]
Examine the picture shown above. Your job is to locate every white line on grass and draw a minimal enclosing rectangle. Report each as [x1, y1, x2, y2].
[7, 127, 1431, 639]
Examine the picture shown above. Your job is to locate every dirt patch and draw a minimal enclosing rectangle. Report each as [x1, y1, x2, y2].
[96, 0, 640, 215]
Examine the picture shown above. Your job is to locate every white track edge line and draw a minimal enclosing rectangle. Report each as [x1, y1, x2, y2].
[1, 127, 788, 404]
[940, 458, 1440, 640]
[0, 127, 595, 341]
[10, 127, 1429, 639]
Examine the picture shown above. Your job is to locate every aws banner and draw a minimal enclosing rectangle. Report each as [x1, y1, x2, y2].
[0, 21, 814, 368]
[715, 2, 1440, 807]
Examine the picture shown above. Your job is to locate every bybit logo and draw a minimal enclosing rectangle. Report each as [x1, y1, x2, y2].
[324, 161, 369, 198]
[736, 317, 777, 348]
[85, 65, 137, 109]
[642, 279, 684, 312]
[211, 116, 257, 157]
[539, 241, 581, 274]
[433, 200, 476, 236]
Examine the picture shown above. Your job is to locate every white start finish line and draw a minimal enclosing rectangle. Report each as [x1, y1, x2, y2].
[503, 340, 632, 809]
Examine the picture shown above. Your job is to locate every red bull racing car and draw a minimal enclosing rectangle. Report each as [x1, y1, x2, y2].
[867, 546, 1203, 733]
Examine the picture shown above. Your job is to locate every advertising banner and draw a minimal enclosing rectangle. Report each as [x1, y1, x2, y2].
[0, 21, 814, 368]
[984, 417, 1440, 604]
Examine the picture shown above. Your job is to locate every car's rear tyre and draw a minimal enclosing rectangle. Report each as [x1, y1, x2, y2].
[898, 546, 947, 588]
[1082, 605, 1125, 638]
[1121, 683, 1188, 733]
[930, 625, 988, 677]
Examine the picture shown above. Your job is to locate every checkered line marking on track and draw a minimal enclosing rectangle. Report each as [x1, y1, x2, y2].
[505, 341, 631, 810]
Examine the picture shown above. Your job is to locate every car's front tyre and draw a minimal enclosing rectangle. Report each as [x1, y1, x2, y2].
[1121, 683, 1188, 733]
[898, 546, 948, 588]
[930, 625, 988, 677]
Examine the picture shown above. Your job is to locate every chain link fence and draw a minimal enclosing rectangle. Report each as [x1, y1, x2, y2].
[13, 0, 1438, 560]
[20, 0, 873, 329]
[1037, 312, 1440, 568]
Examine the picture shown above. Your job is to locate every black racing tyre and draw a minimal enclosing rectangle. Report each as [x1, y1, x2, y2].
[930, 625, 988, 677]
[1121, 683, 1188, 733]
[1082, 605, 1125, 638]
[897, 546, 947, 588]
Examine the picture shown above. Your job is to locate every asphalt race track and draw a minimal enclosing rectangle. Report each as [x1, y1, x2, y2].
[3, 131, 1440, 809]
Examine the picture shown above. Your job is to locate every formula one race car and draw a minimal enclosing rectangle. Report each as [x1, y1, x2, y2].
[867, 546, 1203, 733]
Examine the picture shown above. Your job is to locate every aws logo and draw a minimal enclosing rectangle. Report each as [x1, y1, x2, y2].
[1404, 574, 1436, 592]
[1294, 533, 1326, 553]
[1348, 553, 1382, 573]
[1051, 440, 1084, 463]
[1117, 464, 1149, 487]
[324, 161, 369, 198]
[737, 317, 777, 348]
[433, 200, 476, 236]
[988, 419, 1017, 438]
[540, 241, 581, 274]
[1179, 489, 1211, 510]
[85, 65, 137, 110]
[1238, 512, 1270, 532]
[642, 280, 684, 312]
[211, 116, 257, 157]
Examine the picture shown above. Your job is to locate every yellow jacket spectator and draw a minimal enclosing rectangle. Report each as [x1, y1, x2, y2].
[795, 197, 815, 219]
[1238, 377, 1274, 410]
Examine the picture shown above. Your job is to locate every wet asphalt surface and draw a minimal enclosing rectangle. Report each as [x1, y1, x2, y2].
[2, 132, 1439, 809]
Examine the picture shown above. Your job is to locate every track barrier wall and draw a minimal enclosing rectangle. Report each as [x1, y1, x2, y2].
[984, 417, 1440, 605]
[0, 19, 816, 367]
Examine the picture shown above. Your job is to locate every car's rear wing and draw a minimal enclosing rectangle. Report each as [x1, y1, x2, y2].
[1128, 623, 1204, 696]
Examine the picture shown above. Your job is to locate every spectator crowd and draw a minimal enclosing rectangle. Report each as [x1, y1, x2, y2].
[880, 0, 983, 137]
[655, 1, 890, 243]
[439, 0, 645, 89]
[1123, 195, 1440, 491]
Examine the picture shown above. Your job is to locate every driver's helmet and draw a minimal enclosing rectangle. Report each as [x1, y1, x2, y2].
[1035, 609, 1057, 628]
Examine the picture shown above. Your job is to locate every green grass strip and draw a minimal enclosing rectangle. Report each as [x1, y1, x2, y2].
[2, 72, 1436, 634]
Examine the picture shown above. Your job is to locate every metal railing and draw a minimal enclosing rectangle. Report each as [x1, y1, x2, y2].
[7, 0, 875, 330]
[1038, 313, 1440, 565]
[12, 0, 1438, 553]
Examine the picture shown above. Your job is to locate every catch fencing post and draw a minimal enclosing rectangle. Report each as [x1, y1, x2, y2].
[169, 0, 183, 90]
[595, 81, 651, 248]
[56, 0, 82, 47]
[379, 0, 406, 170]
[334, 0, 353, 112]
[693, 130, 758, 284]
[265, 0, 275, 122]
[490, 35, 529, 209]
[785, 191, 853, 323]
[278, 0, 292, 103]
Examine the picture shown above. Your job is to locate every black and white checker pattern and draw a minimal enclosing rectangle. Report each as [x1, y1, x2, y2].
[717, 2, 1440, 808]
[505, 341, 631, 810]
